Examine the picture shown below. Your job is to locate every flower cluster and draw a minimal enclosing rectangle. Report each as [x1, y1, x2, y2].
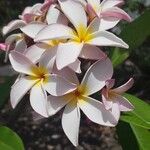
[0, 0, 134, 146]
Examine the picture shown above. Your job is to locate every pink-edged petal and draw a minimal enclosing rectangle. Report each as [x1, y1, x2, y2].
[46, 4, 68, 25]
[53, 65, 79, 85]
[88, 31, 129, 48]
[106, 79, 115, 89]
[87, 17, 118, 33]
[21, 22, 46, 38]
[62, 101, 80, 146]
[2, 20, 26, 35]
[41, 0, 54, 11]
[24, 44, 46, 64]
[113, 78, 134, 94]
[99, 18, 120, 31]
[56, 42, 83, 70]
[47, 93, 73, 116]
[68, 59, 81, 74]
[102, 89, 113, 110]
[0, 43, 7, 51]
[100, 0, 124, 10]
[21, 13, 36, 23]
[39, 47, 57, 71]
[101, 7, 132, 22]
[35, 24, 74, 42]
[29, 3, 43, 14]
[10, 76, 37, 108]
[79, 44, 106, 60]
[86, 3, 98, 19]
[59, 0, 87, 30]
[87, 0, 100, 6]
[15, 39, 27, 53]
[30, 84, 49, 117]
[114, 95, 134, 111]
[87, 0, 100, 13]
[43, 74, 77, 96]
[111, 102, 120, 121]
[9, 51, 37, 76]
[78, 96, 117, 126]
[81, 58, 113, 95]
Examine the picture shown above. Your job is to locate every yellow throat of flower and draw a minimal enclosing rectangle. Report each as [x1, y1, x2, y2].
[30, 66, 49, 84]
[73, 24, 93, 43]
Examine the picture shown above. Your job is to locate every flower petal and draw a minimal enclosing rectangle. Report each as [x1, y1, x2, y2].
[35, 24, 74, 42]
[102, 89, 113, 110]
[21, 22, 46, 38]
[87, 0, 101, 14]
[46, 4, 68, 25]
[9, 51, 37, 76]
[24, 44, 46, 64]
[78, 96, 117, 126]
[53, 65, 79, 85]
[68, 59, 81, 74]
[62, 101, 80, 146]
[88, 31, 129, 48]
[15, 39, 27, 53]
[101, 7, 132, 22]
[56, 42, 83, 70]
[44, 74, 77, 96]
[39, 46, 57, 70]
[59, 0, 87, 30]
[47, 93, 73, 116]
[0, 43, 7, 51]
[114, 95, 134, 111]
[113, 78, 134, 94]
[30, 84, 49, 117]
[111, 102, 120, 121]
[87, 17, 118, 32]
[79, 44, 106, 60]
[100, 0, 124, 10]
[2, 20, 26, 35]
[81, 58, 113, 95]
[106, 79, 115, 89]
[5, 34, 22, 46]
[10, 76, 37, 108]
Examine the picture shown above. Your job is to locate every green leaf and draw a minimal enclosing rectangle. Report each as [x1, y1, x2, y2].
[131, 124, 150, 150]
[116, 121, 139, 150]
[0, 77, 14, 109]
[120, 112, 150, 129]
[124, 94, 150, 124]
[110, 48, 129, 67]
[0, 126, 24, 150]
[111, 9, 150, 67]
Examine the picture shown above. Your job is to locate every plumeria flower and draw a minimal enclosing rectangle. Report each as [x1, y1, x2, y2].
[2, 3, 43, 35]
[21, 4, 68, 39]
[35, 0, 128, 70]
[102, 78, 134, 121]
[23, 44, 82, 73]
[47, 58, 117, 146]
[0, 33, 27, 62]
[86, 0, 131, 25]
[9, 51, 77, 117]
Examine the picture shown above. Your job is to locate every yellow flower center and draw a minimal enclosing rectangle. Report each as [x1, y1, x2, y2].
[72, 24, 93, 43]
[30, 66, 49, 84]
[73, 85, 88, 99]
[107, 90, 118, 101]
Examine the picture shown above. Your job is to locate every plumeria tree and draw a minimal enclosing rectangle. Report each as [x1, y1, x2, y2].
[0, 0, 150, 149]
